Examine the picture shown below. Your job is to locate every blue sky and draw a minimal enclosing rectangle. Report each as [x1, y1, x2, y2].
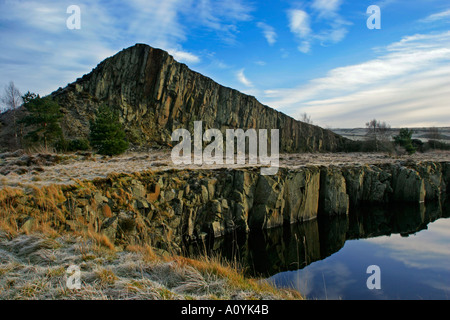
[1, 0, 449, 128]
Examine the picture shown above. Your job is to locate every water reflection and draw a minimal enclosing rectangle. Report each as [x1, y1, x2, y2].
[184, 199, 450, 281]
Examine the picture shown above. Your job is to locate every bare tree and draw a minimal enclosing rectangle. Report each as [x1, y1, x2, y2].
[428, 127, 441, 140]
[1, 81, 23, 146]
[365, 119, 391, 151]
[299, 112, 313, 124]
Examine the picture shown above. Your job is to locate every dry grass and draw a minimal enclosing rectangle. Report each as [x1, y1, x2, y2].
[0, 230, 303, 300]
[1, 150, 449, 189]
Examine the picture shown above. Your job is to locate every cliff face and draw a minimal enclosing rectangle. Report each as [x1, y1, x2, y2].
[3, 161, 449, 254]
[52, 44, 346, 152]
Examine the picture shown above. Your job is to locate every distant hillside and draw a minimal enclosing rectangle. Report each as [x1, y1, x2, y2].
[332, 127, 450, 142]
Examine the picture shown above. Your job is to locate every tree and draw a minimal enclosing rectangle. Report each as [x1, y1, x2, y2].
[365, 119, 391, 151]
[1, 81, 23, 146]
[19, 95, 63, 149]
[428, 127, 441, 140]
[394, 128, 416, 154]
[89, 105, 129, 156]
[299, 112, 313, 124]
[22, 91, 39, 104]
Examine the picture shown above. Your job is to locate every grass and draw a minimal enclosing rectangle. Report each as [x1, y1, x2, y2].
[0, 230, 303, 300]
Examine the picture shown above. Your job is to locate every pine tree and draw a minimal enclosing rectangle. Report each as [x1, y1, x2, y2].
[394, 128, 416, 154]
[19, 95, 63, 149]
[89, 105, 129, 156]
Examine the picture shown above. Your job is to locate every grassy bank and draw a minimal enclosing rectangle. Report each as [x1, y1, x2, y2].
[0, 228, 302, 300]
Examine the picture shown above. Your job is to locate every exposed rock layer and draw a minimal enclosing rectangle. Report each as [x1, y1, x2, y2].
[2, 161, 449, 253]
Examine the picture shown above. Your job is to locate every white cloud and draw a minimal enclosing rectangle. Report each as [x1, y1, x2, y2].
[192, 0, 253, 44]
[298, 41, 311, 53]
[287, 1, 350, 53]
[288, 9, 311, 38]
[262, 31, 450, 128]
[168, 48, 201, 64]
[257, 22, 277, 45]
[236, 69, 253, 87]
[420, 9, 450, 23]
[311, 0, 342, 17]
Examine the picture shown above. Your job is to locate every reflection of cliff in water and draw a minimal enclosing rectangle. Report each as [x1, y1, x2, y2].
[183, 199, 450, 277]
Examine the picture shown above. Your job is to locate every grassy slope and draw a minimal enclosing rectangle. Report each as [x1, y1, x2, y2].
[0, 229, 302, 300]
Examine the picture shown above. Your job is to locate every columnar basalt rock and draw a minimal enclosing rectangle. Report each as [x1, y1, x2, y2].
[319, 166, 350, 216]
[1, 161, 449, 253]
[50, 44, 347, 152]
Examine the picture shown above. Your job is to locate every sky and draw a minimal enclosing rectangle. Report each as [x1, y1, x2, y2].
[0, 0, 449, 128]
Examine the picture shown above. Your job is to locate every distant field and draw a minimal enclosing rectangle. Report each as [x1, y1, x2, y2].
[331, 127, 450, 142]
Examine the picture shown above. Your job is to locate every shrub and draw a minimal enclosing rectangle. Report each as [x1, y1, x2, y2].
[423, 140, 450, 152]
[55, 138, 90, 152]
[68, 138, 90, 151]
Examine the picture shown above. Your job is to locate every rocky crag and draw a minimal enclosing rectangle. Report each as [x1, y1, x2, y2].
[49, 44, 346, 152]
[2, 161, 449, 254]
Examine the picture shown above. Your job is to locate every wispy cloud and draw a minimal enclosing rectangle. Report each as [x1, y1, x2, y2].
[287, 0, 350, 53]
[287, 9, 312, 53]
[168, 48, 201, 64]
[419, 8, 450, 23]
[263, 31, 450, 128]
[288, 9, 312, 38]
[236, 69, 253, 87]
[257, 22, 277, 45]
[311, 0, 342, 18]
[191, 0, 253, 44]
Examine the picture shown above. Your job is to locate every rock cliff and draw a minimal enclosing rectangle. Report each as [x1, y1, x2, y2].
[2, 160, 449, 254]
[51, 44, 346, 152]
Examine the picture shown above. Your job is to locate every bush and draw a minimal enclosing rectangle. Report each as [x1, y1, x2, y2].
[423, 140, 450, 152]
[68, 138, 90, 151]
[89, 105, 129, 156]
[55, 138, 90, 152]
[339, 139, 394, 153]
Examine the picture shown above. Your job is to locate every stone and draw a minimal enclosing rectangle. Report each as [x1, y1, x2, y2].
[250, 175, 285, 229]
[392, 165, 425, 203]
[283, 168, 320, 222]
[319, 166, 349, 216]
[101, 216, 118, 242]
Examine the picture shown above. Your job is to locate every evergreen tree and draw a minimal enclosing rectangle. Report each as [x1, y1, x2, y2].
[89, 105, 129, 156]
[19, 95, 63, 149]
[394, 128, 416, 154]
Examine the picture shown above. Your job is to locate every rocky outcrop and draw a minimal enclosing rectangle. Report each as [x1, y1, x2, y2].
[1, 161, 449, 253]
[49, 44, 347, 152]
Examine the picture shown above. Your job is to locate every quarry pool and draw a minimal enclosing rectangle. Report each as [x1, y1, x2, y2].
[270, 216, 450, 300]
[186, 200, 450, 300]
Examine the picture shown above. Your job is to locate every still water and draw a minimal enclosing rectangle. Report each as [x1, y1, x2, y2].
[186, 200, 450, 300]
